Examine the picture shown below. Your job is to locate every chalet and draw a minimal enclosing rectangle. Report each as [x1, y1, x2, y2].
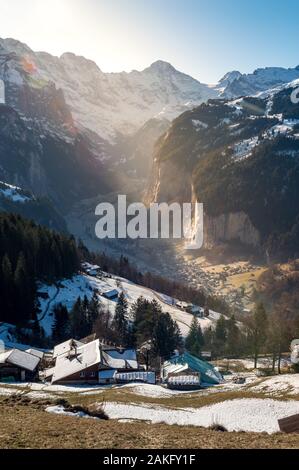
[50, 339, 102, 384]
[46, 338, 151, 385]
[162, 352, 223, 385]
[0, 349, 41, 382]
[81, 262, 101, 277]
[101, 289, 119, 301]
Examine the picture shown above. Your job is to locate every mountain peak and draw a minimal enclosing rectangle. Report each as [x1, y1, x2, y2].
[218, 70, 242, 86]
[0, 37, 32, 55]
[60, 52, 102, 73]
[148, 60, 176, 73]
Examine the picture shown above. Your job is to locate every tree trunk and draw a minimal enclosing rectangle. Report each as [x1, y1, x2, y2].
[272, 352, 276, 372]
[278, 350, 282, 375]
[254, 351, 258, 369]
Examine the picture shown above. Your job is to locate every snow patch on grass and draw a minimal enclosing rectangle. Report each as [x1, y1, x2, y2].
[103, 398, 299, 434]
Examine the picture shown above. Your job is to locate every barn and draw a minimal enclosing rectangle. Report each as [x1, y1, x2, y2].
[0, 349, 41, 382]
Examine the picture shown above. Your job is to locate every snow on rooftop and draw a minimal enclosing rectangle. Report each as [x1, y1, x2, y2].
[0, 349, 40, 372]
[162, 362, 189, 378]
[102, 349, 138, 370]
[25, 348, 44, 359]
[52, 339, 84, 359]
[51, 339, 101, 384]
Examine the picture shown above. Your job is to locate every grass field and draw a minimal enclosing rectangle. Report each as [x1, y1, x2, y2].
[1, 398, 299, 449]
[1, 377, 299, 448]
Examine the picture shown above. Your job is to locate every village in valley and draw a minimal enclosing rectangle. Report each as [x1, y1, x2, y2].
[1, 261, 299, 446]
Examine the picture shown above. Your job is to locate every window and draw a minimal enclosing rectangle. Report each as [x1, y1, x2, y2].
[80, 372, 85, 378]
[90, 372, 96, 377]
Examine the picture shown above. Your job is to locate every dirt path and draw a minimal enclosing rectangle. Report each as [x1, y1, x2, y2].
[38, 285, 59, 322]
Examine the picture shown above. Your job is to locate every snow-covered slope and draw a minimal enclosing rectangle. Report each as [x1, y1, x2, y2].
[0, 181, 32, 203]
[37, 271, 221, 337]
[0, 38, 217, 142]
[219, 66, 299, 98]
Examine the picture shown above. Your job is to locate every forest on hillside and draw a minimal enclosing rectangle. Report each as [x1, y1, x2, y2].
[0, 212, 79, 325]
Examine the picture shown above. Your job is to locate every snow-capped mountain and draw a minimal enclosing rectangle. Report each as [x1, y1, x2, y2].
[0, 38, 217, 142]
[146, 80, 299, 261]
[219, 66, 299, 98]
[215, 70, 243, 93]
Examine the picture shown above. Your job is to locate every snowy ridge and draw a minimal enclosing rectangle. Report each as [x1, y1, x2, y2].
[220, 66, 299, 98]
[0, 38, 217, 142]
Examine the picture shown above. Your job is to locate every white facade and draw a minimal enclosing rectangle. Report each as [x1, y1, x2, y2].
[0, 79, 5, 104]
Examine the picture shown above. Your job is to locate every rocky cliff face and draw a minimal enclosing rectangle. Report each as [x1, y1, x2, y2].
[145, 156, 193, 205]
[146, 157, 261, 249]
[146, 86, 299, 259]
[203, 211, 261, 249]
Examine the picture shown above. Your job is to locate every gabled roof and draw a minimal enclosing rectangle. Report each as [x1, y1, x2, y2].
[0, 349, 40, 372]
[51, 339, 101, 383]
[53, 339, 84, 359]
[102, 348, 138, 370]
[26, 348, 44, 359]
[166, 352, 223, 385]
[163, 362, 189, 378]
[102, 289, 119, 298]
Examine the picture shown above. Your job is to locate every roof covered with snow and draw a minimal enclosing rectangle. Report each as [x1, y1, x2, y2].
[102, 348, 138, 370]
[0, 349, 40, 372]
[26, 348, 44, 359]
[51, 339, 101, 383]
[101, 289, 119, 299]
[53, 339, 84, 359]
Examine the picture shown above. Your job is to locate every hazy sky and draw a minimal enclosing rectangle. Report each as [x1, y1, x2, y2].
[1, 0, 298, 83]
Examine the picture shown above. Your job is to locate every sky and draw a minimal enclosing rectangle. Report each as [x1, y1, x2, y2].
[0, 0, 298, 83]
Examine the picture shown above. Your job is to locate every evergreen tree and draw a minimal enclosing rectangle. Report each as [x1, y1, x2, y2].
[70, 297, 87, 339]
[113, 291, 128, 345]
[225, 315, 240, 357]
[1, 254, 14, 322]
[14, 252, 35, 322]
[185, 316, 204, 357]
[213, 315, 227, 358]
[153, 312, 182, 360]
[248, 302, 268, 369]
[52, 303, 70, 343]
[88, 291, 100, 327]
